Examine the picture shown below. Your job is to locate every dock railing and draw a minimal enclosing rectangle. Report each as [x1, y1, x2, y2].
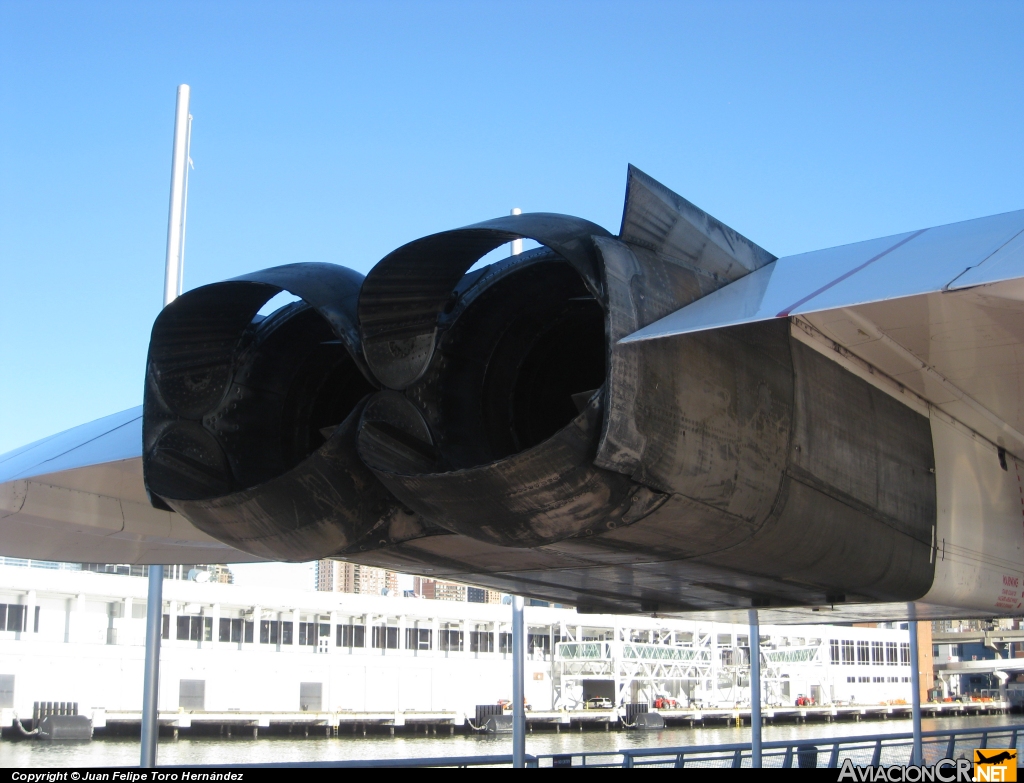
[205, 723, 1023, 768]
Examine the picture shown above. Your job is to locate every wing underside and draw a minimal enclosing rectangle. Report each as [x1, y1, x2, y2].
[0, 408, 262, 564]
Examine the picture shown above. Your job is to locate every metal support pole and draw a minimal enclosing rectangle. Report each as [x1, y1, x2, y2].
[748, 609, 762, 768]
[140, 565, 164, 767]
[909, 614, 923, 766]
[512, 595, 526, 768]
[141, 83, 191, 770]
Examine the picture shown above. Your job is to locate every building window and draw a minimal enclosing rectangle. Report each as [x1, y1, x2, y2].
[405, 628, 432, 650]
[873, 676, 884, 683]
[338, 624, 365, 648]
[260, 620, 280, 644]
[0, 605, 26, 632]
[857, 641, 870, 665]
[871, 641, 884, 664]
[439, 629, 463, 652]
[847, 676, 856, 683]
[297, 622, 329, 646]
[244, 620, 254, 643]
[219, 618, 244, 643]
[372, 626, 399, 649]
[841, 640, 855, 664]
[858, 676, 870, 683]
[899, 642, 911, 665]
[177, 615, 212, 641]
[281, 622, 293, 645]
[162, 614, 169, 639]
[528, 634, 551, 655]
[499, 632, 513, 654]
[886, 641, 898, 665]
[829, 639, 840, 664]
[470, 631, 494, 653]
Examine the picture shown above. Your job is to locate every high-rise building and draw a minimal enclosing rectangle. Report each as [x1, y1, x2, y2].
[411, 576, 435, 599]
[316, 560, 335, 593]
[316, 560, 398, 596]
[433, 581, 467, 602]
[467, 587, 502, 604]
[206, 564, 234, 584]
[412, 577, 498, 603]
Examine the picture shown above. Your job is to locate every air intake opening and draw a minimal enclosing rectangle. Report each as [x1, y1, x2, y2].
[435, 257, 606, 468]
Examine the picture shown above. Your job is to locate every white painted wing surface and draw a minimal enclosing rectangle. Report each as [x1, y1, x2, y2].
[623, 209, 1024, 341]
[0, 408, 261, 564]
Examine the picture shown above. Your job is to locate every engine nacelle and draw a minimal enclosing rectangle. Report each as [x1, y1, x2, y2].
[143, 264, 430, 561]
[354, 215, 668, 548]
[143, 167, 937, 609]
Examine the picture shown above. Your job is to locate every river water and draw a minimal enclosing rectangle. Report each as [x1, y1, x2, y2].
[1, 714, 1020, 767]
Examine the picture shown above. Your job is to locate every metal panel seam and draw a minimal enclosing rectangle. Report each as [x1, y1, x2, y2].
[944, 225, 1024, 290]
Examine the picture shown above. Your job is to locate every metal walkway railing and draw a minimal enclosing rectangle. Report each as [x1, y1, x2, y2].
[557, 724, 1021, 769]
[211, 723, 1024, 768]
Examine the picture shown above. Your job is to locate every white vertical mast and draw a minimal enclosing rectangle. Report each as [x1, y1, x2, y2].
[163, 84, 192, 307]
[510, 207, 522, 256]
[177, 112, 194, 300]
[142, 83, 191, 769]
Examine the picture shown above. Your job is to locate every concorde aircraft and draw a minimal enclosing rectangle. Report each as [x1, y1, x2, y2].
[2, 166, 1023, 624]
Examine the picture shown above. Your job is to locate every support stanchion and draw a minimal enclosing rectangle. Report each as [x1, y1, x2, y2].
[141, 82, 192, 769]
[749, 609, 762, 768]
[139, 565, 163, 767]
[909, 609, 923, 766]
[512, 595, 526, 768]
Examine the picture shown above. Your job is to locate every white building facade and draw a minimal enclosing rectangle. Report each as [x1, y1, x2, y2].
[0, 566, 917, 720]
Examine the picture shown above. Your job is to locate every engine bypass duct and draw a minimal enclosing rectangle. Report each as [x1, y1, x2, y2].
[143, 166, 940, 612]
[143, 263, 429, 561]
[355, 213, 667, 548]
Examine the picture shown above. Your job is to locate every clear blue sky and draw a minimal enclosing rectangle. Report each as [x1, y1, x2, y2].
[2, 0, 1022, 456]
